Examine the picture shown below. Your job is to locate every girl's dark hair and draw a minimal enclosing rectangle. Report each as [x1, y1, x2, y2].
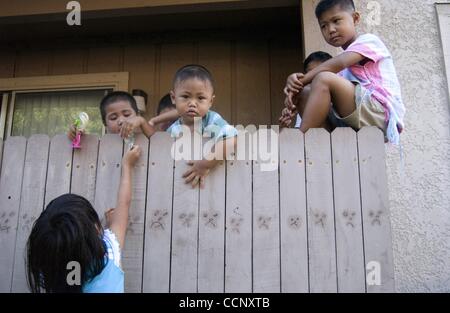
[173, 64, 215, 91]
[100, 91, 139, 126]
[304, 51, 333, 71]
[157, 93, 176, 115]
[26, 194, 106, 293]
[315, 0, 355, 19]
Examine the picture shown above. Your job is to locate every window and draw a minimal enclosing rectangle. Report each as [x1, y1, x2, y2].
[8, 89, 110, 138]
[0, 72, 129, 139]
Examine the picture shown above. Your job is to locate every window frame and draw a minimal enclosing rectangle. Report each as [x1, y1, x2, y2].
[436, 3, 450, 104]
[0, 93, 8, 140]
[0, 72, 129, 138]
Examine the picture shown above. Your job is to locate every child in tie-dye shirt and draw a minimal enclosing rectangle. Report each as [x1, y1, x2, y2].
[282, 0, 405, 144]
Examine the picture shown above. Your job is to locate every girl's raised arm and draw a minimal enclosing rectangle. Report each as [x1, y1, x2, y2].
[109, 145, 142, 248]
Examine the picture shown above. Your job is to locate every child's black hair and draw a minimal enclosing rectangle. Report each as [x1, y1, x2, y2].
[157, 93, 176, 115]
[315, 0, 355, 19]
[304, 51, 333, 71]
[26, 194, 106, 293]
[173, 64, 215, 91]
[100, 91, 139, 126]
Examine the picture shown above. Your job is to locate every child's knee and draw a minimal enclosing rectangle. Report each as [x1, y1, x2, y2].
[302, 85, 312, 94]
[311, 71, 336, 86]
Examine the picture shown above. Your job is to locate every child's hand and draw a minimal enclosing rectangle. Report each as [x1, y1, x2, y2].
[285, 73, 304, 95]
[183, 160, 212, 188]
[119, 116, 144, 139]
[122, 145, 142, 168]
[279, 107, 298, 128]
[279, 108, 293, 128]
[67, 124, 84, 141]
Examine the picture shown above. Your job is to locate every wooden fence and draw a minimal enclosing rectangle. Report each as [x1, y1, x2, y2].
[0, 127, 395, 293]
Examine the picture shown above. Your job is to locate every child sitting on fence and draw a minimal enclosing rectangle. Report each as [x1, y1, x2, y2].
[279, 51, 333, 129]
[167, 64, 237, 188]
[281, 0, 405, 144]
[26, 145, 142, 293]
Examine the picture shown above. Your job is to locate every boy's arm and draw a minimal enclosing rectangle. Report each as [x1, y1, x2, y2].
[120, 116, 156, 139]
[138, 116, 156, 138]
[149, 110, 180, 126]
[300, 52, 366, 85]
[109, 145, 142, 248]
[121, 110, 179, 139]
[183, 136, 237, 188]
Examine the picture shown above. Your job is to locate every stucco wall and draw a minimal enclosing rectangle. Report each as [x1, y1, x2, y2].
[303, 0, 450, 292]
[357, 0, 450, 292]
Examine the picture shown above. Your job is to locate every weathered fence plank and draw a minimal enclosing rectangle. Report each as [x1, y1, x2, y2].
[170, 136, 200, 293]
[0, 137, 27, 292]
[71, 135, 99, 204]
[44, 135, 73, 207]
[11, 135, 50, 292]
[94, 134, 123, 227]
[331, 128, 366, 292]
[225, 157, 252, 292]
[122, 134, 148, 292]
[305, 129, 337, 293]
[279, 129, 309, 293]
[143, 132, 174, 293]
[358, 127, 395, 292]
[253, 129, 280, 293]
[198, 159, 226, 293]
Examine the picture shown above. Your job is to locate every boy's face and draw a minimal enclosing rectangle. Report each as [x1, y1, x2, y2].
[170, 78, 214, 126]
[104, 100, 137, 133]
[318, 5, 360, 49]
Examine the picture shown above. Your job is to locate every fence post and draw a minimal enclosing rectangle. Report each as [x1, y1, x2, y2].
[0, 137, 27, 292]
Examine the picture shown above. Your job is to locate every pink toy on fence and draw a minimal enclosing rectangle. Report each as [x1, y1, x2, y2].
[71, 112, 89, 149]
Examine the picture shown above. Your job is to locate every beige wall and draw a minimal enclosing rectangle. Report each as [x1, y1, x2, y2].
[301, 0, 340, 57]
[303, 0, 450, 292]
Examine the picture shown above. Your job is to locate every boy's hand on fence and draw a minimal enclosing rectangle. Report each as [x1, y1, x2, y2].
[285, 73, 304, 95]
[122, 145, 142, 168]
[183, 160, 211, 188]
[67, 124, 84, 141]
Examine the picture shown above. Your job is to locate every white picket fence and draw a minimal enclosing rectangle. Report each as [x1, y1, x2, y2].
[0, 127, 395, 293]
